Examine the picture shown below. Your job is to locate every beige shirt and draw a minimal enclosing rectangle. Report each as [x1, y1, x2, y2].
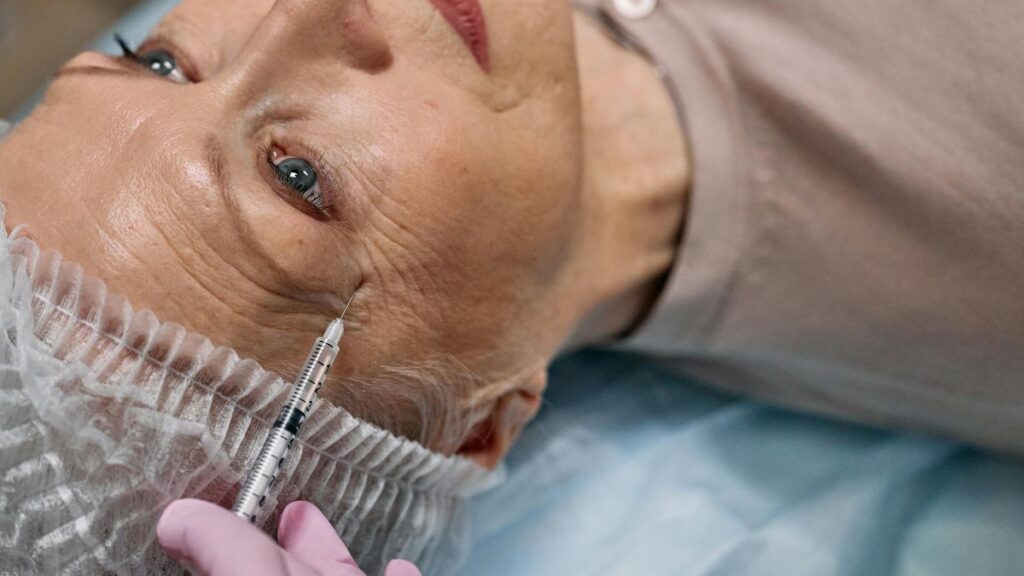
[590, 0, 1024, 453]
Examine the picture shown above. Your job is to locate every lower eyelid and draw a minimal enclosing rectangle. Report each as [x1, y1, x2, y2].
[304, 187, 326, 210]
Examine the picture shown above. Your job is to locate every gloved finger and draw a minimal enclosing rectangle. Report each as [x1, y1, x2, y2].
[384, 559, 423, 576]
[278, 501, 364, 575]
[157, 499, 318, 576]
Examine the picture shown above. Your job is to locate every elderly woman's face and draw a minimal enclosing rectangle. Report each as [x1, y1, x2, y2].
[0, 0, 585, 454]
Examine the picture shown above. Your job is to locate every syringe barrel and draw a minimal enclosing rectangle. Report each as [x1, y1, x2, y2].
[232, 426, 295, 521]
[231, 334, 340, 522]
[287, 338, 340, 415]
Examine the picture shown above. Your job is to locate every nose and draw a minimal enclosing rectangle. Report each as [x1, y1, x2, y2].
[216, 0, 393, 102]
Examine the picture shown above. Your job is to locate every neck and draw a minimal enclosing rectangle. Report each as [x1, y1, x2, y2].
[565, 11, 690, 349]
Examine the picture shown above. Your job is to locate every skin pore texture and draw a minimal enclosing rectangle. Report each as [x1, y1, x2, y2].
[0, 0, 688, 467]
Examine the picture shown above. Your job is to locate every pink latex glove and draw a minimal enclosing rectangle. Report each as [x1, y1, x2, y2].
[157, 499, 422, 576]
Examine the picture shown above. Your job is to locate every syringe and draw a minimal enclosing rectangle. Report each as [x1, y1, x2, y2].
[232, 318, 344, 522]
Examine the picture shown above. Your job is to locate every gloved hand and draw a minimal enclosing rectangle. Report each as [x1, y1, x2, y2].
[157, 499, 422, 576]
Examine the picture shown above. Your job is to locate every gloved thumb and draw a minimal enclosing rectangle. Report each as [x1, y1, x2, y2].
[278, 501, 362, 574]
[384, 560, 423, 576]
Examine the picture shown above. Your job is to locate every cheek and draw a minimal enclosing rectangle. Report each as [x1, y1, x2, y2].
[485, 0, 578, 79]
[328, 84, 582, 355]
[357, 172, 547, 360]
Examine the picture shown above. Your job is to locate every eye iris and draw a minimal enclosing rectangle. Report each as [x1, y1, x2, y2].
[139, 50, 178, 77]
[276, 158, 318, 193]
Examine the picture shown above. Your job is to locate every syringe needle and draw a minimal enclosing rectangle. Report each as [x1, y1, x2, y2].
[340, 292, 356, 320]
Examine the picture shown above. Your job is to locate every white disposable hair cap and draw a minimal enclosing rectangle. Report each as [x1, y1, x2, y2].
[0, 205, 499, 575]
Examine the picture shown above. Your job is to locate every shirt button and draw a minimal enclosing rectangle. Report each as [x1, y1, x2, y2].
[612, 0, 658, 19]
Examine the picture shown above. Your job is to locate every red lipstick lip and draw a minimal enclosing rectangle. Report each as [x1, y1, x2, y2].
[426, 0, 490, 72]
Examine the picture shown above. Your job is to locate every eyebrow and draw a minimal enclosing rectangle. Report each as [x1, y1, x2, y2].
[204, 134, 230, 197]
[203, 134, 252, 239]
[53, 65, 143, 82]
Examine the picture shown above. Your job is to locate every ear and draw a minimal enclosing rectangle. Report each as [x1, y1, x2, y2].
[458, 369, 547, 469]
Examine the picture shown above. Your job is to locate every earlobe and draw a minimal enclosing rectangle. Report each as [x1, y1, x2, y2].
[457, 370, 546, 469]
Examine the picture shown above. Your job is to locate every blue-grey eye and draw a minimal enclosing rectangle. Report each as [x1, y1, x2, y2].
[273, 157, 325, 210]
[137, 49, 188, 83]
[115, 34, 190, 84]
